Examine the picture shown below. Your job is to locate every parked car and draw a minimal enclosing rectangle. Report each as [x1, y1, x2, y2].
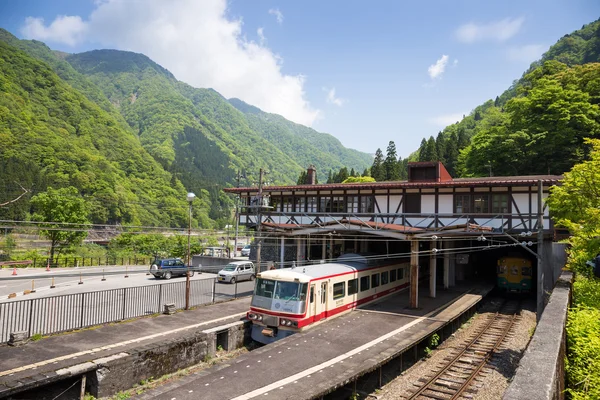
[241, 244, 251, 257]
[149, 258, 199, 280]
[217, 261, 255, 284]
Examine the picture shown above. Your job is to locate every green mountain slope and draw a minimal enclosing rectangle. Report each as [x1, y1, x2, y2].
[0, 39, 193, 226]
[228, 98, 374, 178]
[65, 49, 372, 187]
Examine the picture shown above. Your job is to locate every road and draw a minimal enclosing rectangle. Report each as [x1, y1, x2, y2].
[0, 266, 255, 302]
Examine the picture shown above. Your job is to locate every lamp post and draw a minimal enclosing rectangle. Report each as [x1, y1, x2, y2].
[185, 192, 196, 310]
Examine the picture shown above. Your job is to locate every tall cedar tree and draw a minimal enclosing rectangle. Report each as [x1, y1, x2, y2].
[384, 141, 401, 180]
[371, 149, 385, 181]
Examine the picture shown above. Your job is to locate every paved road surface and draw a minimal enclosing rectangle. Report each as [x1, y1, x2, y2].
[0, 266, 254, 301]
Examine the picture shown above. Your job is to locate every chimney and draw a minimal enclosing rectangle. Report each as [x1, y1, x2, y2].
[306, 165, 316, 185]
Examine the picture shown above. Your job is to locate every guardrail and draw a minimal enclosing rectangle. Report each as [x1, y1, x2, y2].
[0, 277, 253, 343]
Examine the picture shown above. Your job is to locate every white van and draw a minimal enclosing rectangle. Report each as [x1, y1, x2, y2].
[217, 261, 255, 284]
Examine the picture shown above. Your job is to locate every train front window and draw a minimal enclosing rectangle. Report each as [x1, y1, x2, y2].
[274, 281, 307, 301]
[521, 267, 532, 277]
[255, 278, 276, 298]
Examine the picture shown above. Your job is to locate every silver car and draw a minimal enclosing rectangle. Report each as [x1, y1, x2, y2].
[241, 244, 251, 257]
[218, 261, 255, 284]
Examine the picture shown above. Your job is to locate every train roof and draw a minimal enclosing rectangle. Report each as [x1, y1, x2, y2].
[256, 254, 403, 283]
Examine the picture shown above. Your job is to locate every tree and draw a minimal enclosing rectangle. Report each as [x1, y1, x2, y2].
[384, 141, 400, 180]
[30, 187, 89, 262]
[297, 171, 307, 185]
[547, 138, 600, 278]
[371, 149, 385, 181]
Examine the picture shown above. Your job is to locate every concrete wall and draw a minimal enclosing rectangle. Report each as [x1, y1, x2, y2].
[89, 320, 250, 397]
[503, 271, 572, 400]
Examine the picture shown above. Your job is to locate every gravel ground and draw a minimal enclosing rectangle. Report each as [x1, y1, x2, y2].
[373, 296, 537, 400]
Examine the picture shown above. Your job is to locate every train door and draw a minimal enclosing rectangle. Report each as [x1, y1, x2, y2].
[321, 281, 328, 318]
[310, 284, 317, 319]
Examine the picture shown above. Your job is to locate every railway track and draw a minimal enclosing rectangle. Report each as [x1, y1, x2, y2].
[404, 299, 521, 400]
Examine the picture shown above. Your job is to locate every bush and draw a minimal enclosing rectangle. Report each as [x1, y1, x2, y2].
[566, 277, 600, 399]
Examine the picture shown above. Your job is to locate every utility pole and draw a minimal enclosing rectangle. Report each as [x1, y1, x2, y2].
[536, 180, 544, 322]
[256, 168, 265, 273]
[233, 170, 245, 257]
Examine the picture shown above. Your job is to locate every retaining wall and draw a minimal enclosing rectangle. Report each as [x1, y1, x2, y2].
[503, 271, 572, 400]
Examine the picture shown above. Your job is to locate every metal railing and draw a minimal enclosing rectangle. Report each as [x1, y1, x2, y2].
[0, 277, 253, 343]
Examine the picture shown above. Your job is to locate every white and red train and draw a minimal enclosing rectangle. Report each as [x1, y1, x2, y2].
[248, 254, 411, 344]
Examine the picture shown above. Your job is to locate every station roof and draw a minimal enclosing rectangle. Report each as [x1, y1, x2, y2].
[224, 174, 563, 194]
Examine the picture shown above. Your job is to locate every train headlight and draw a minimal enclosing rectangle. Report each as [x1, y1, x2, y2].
[248, 313, 263, 321]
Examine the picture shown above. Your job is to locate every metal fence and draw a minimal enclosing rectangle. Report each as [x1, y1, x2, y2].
[0, 278, 253, 343]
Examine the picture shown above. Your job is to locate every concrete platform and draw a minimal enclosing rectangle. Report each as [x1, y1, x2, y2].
[0, 298, 251, 398]
[137, 282, 493, 400]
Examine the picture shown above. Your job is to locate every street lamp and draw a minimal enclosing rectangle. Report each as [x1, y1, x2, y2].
[185, 192, 196, 310]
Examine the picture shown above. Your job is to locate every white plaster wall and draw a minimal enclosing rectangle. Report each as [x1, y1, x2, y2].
[422, 195, 435, 214]
[388, 195, 402, 214]
[438, 195, 453, 214]
[513, 193, 530, 215]
[375, 195, 387, 213]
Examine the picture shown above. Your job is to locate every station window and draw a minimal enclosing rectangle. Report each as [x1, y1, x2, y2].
[454, 194, 471, 214]
[381, 271, 389, 285]
[295, 197, 305, 213]
[347, 196, 359, 213]
[307, 196, 318, 212]
[371, 273, 380, 288]
[282, 197, 293, 212]
[348, 278, 358, 295]
[390, 269, 397, 282]
[360, 276, 370, 292]
[333, 282, 345, 299]
[492, 194, 509, 213]
[398, 267, 404, 280]
[473, 194, 490, 213]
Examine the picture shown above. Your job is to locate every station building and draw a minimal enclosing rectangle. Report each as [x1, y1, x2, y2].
[224, 162, 565, 309]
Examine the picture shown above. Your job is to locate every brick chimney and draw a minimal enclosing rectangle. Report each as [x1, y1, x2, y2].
[306, 165, 317, 185]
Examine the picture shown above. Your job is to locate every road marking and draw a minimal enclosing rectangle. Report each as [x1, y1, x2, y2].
[231, 293, 478, 400]
[0, 312, 246, 378]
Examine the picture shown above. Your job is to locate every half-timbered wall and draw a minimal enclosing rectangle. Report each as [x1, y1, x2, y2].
[238, 183, 554, 232]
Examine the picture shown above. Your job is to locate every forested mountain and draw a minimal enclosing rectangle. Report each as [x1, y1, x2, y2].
[0, 39, 195, 226]
[228, 98, 373, 177]
[410, 18, 600, 178]
[0, 29, 372, 228]
[65, 49, 371, 185]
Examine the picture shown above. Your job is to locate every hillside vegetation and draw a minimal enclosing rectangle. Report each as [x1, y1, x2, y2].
[0, 30, 372, 227]
[410, 18, 600, 178]
[0, 39, 202, 226]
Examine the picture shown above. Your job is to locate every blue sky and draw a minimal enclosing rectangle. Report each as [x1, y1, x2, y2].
[0, 0, 598, 158]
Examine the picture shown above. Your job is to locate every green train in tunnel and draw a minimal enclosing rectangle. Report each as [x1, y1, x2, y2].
[496, 256, 532, 293]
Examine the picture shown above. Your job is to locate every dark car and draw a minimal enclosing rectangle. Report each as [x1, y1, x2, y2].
[149, 258, 199, 280]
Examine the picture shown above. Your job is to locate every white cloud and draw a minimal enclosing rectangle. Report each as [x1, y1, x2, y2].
[324, 87, 346, 107]
[428, 55, 449, 80]
[507, 44, 546, 63]
[21, 15, 88, 46]
[257, 27, 266, 45]
[456, 17, 524, 43]
[429, 113, 465, 127]
[20, 0, 320, 126]
[453, 59, 458, 66]
[268, 8, 284, 25]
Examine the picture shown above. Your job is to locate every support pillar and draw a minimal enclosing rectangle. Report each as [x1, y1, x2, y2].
[322, 237, 326, 261]
[329, 235, 334, 260]
[296, 238, 305, 264]
[410, 239, 419, 309]
[280, 236, 285, 268]
[443, 240, 450, 289]
[429, 241, 437, 298]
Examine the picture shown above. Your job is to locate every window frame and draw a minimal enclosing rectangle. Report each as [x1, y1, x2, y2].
[333, 282, 345, 299]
